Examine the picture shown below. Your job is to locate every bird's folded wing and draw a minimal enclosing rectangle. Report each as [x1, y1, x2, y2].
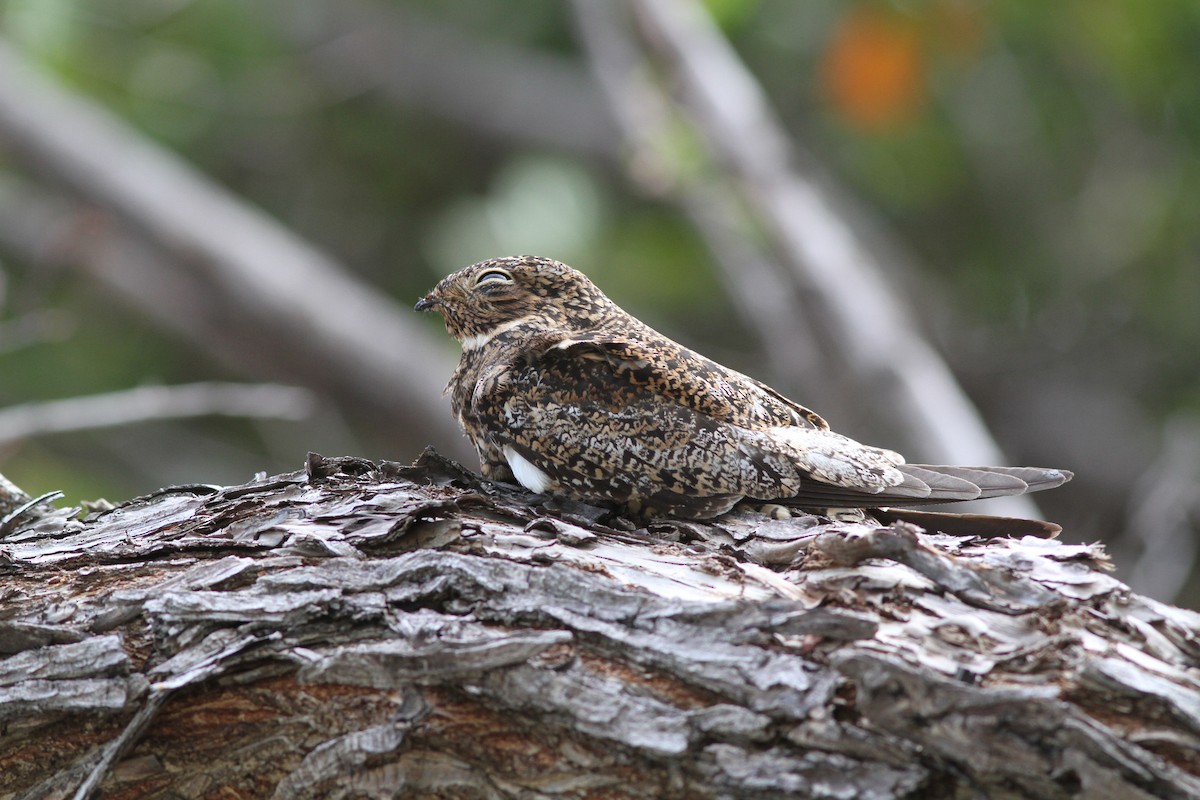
[474, 341, 758, 516]
[547, 335, 828, 430]
[477, 337, 901, 500]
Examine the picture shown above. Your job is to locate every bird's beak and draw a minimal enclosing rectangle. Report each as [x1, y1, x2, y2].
[414, 294, 438, 312]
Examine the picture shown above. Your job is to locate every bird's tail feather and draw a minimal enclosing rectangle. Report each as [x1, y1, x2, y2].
[780, 465, 1072, 509]
[872, 507, 1063, 538]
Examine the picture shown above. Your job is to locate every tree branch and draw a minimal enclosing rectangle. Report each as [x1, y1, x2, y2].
[0, 382, 316, 446]
[266, 0, 621, 160]
[1, 451, 1197, 797]
[0, 470, 31, 518]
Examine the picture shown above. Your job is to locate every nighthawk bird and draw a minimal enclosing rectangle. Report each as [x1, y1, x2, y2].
[415, 256, 1071, 534]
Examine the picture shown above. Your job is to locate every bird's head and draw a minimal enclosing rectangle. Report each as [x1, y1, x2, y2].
[415, 255, 614, 346]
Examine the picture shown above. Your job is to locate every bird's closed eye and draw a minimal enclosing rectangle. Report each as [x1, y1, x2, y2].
[475, 269, 513, 286]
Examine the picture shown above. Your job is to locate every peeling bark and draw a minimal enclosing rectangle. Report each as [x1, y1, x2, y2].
[1, 451, 1197, 799]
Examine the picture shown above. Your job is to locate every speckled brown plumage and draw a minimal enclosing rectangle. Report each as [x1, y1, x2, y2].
[416, 256, 1071, 523]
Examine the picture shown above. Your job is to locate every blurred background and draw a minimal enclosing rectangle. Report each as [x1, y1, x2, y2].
[0, 0, 1197, 605]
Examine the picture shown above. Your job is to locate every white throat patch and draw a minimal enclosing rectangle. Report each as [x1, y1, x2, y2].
[460, 317, 531, 351]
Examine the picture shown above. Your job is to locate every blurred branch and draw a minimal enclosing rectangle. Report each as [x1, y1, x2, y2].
[571, 1, 826, 402]
[0, 37, 471, 462]
[0, 383, 316, 446]
[1121, 416, 1200, 601]
[269, 0, 621, 160]
[573, 0, 1036, 517]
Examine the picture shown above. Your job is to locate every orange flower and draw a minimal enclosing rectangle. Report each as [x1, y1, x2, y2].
[822, 6, 926, 131]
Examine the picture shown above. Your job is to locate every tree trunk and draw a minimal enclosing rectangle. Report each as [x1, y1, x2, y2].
[1, 451, 1198, 799]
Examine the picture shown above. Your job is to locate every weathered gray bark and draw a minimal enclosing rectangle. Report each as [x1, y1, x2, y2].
[1, 452, 1198, 799]
[0, 473, 30, 519]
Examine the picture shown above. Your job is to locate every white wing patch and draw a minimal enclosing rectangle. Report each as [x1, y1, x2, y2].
[766, 425, 904, 491]
[503, 445, 554, 493]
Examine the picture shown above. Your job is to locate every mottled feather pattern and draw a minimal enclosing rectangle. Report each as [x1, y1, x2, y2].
[416, 256, 1072, 524]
